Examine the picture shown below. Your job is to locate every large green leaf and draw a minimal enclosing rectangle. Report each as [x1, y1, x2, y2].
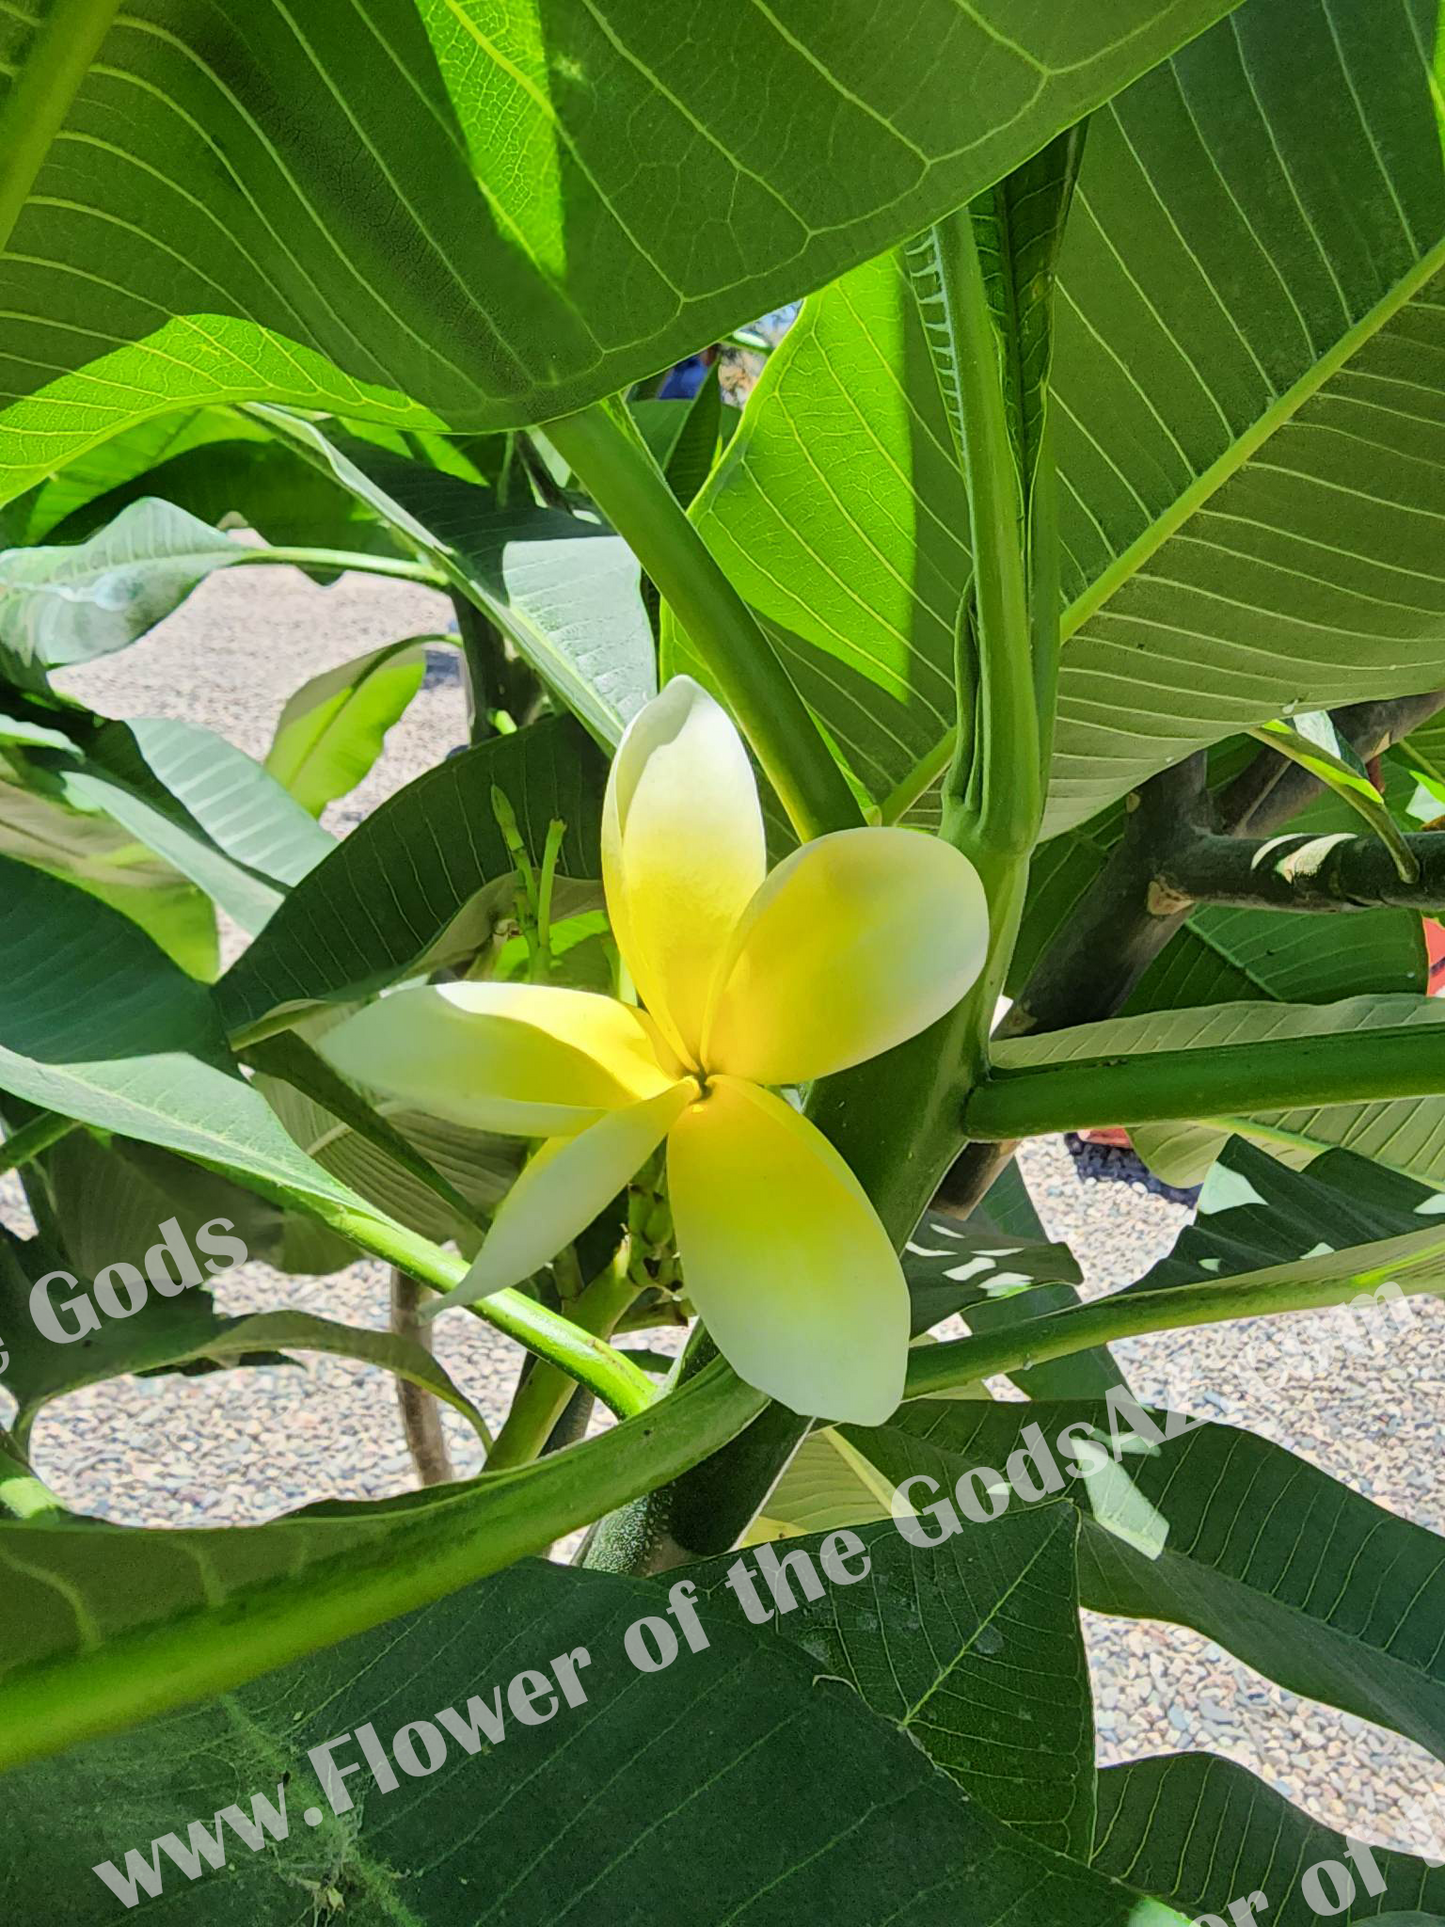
[1128, 1134, 1445, 1295]
[253, 412, 656, 744]
[693, 1511, 1098, 1859]
[690, 0, 1445, 832]
[1094, 1751, 1445, 1925]
[0, 1552, 1193, 1925]
[218, 717, 606, 1041]
[0, 0, 1242, 494]
[851, 1399, 1445, 1767]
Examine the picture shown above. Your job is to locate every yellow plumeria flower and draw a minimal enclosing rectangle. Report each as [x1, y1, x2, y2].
[324, 678, 988, 1424]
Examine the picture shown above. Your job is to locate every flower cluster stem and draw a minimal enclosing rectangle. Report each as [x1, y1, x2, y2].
[486, 1256, 643, 1470]
[543, 397, 863, 842]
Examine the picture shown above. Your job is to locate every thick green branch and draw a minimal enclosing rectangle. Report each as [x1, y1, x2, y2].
[938, 213, 1038, 863]
[963, 1021, 1445, 1141]
[1162, 827, 1445, 911]
[0, 1359, 767, 1771]
[544, 397, 862, 841]
[905, 1247, 1445, 1401]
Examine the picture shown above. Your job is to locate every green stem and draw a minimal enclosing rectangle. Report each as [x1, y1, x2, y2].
[544, 397, 862, 841]
[330, 1207, 656, 1420]
[0, 1359, 767, 1773]
[905, 1243, 1445, 1401]
[533, 817, 566, 982]
[486, 1258, 642, 1471]
[232, 548, 448, 588]
[0, 0, 118, 254]
[0, 1437, 68, 1522]
[0, 1110, 79, 1176]
[939, 210, 1039, 867]
[965, 1020, 1445, 1142]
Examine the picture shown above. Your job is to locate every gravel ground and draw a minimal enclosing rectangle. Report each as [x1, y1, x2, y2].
[7, 561, 1445, 1863]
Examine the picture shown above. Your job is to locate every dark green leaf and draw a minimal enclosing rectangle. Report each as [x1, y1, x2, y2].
[0, 1549, 1195, 1925]
[1094, 1750, 1445, 1925]
[851, 1399, 1445, 1767]
[691, 1510, 1097, 1858]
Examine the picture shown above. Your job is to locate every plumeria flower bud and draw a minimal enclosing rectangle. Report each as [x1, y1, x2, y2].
[324, 678, 988, 1424]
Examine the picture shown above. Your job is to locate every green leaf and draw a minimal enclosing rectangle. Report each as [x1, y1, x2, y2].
[1128, 1133, 1445, 1297]
[0, 743, 218, 975]
[244, 1027, 498, 1243]
[746, 1427, 897, 1538]
[632, 371, 724, 509]
[851, 1398, 1445, 1767]
[0, 0, 1243, 494]
[690, 1510, 1097, 1858]
[1094, 1750, 1445, 1925]
[40, 426, 417, 571]
[0, 1550, 1195, 1924]
[0, 855, 364, 1221]
[7, 407, 272, 543]
[34, 1128, 357, 1281]
[252, 412, 656, 744]
[83, 712, 334, 886]
[25, 711, 335, 936]
[962, 124, 1084, 502]
[905, 1205, 1083, 1329]
[1250, 713, 1420, 882]
[906, 1205, 1123, 1399]
[254, 1062, 518, 1253]
[0, 1228, 487, 1444]
[0, 499, 244, 688]
[218, 717, 606, 1042]
[689, 0, 1445, 831]
[265, 639, 429, 816]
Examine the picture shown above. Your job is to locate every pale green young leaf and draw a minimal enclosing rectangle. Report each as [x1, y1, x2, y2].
[264, 638, 429, 816]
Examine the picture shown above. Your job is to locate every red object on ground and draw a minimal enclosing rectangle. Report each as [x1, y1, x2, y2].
[1427, 918, 1445, 993]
